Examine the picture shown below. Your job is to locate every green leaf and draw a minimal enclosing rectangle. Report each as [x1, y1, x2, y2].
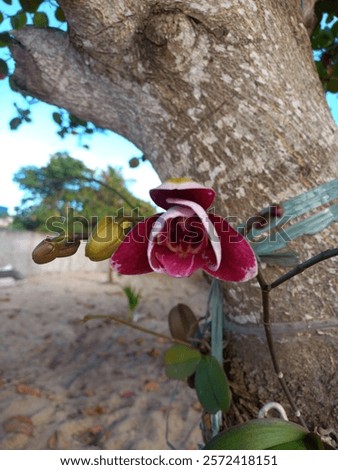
[315, 1, 338, 20]
[2, 0, 12, 5]
[315, 60, 328, 81]
[33, 12, 49, 28]
[10, 11, 27, 30]
[268, 439, 308, 450]
[268, 432, 324, 450]
[204, 419, 310, 450]
[327, 78, 338, 93]
[331, 21, 338, 38]
[19, 0, 42, 13]
[195, 355, 231, 414]
[0, 32, 11, 47]
[0, 58, 8, 77]
[69, 114, 87, 127]
[9, 75, 19, 91]
[55, 6, 66, 22]
[57, 128, 67, 138]
[164, 344, 201, 380]
[52, 112, 63, 125]
[9, 117, 23, 130]
[313, 30, 334, 49]
[0, 12, 3, 24]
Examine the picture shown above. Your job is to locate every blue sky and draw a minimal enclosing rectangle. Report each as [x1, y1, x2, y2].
[1, 3, 338, 215]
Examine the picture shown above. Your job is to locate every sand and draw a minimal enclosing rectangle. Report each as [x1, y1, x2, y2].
[0, 270, 211, 450]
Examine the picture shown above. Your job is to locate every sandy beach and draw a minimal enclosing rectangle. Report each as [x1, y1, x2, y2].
[0, 269, 211, 450]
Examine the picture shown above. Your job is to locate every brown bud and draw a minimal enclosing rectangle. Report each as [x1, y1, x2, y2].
[270, 204, 283, 219]
[32, 239, 57, 264]
[55, 240, 81, 258]
[32, 237, 81, 264]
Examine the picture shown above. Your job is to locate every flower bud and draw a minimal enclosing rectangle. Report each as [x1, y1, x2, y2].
[85, 217, 131, 261]
[55, 239, 81, 258]
[32, 237, 81, 264]
[32, 239, 58, 264]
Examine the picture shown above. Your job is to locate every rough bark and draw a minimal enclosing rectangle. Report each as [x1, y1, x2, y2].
[9, 0, 338, 436]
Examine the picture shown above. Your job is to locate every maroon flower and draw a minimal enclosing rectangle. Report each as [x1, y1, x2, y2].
[111, 179, 257, 282]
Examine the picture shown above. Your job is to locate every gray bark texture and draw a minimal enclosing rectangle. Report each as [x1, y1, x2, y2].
[9, 0, 338, 439]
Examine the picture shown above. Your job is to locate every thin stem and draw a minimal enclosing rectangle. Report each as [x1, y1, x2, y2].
[270, 248, 338, 290]
[257, 247, 338, 429]
[257, 270, 308, 429]
[82, 313, 191, 347]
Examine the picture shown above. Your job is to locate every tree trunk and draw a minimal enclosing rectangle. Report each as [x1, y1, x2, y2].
[10, 0, 338, 435]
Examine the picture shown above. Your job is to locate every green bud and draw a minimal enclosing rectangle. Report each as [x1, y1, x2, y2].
[85, 217, 131, 262]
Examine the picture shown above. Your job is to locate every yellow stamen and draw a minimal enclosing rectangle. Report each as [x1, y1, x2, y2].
[166, 177, 193, 184]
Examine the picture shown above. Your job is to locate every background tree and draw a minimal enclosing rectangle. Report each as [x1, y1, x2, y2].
[12, 152, 154, 231]
[1, 0, 338, 436]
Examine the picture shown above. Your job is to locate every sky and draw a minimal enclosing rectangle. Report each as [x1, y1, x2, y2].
[1, 3, 338, 216]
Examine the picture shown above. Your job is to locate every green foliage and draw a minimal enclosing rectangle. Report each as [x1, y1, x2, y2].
[54, 6, 65, 23]
[164, 344, 201, 380]
[312, 2, 338, 92]
[50, 109, 102, 148]
[10, 10, 27, 29]
[204, 419, 324, 450]
[123, 286, 141, 319]
[11, 204, 56, 231]
[12, 152, 154, 232]
[0, 32, 10, 46]
[19, 0, 43, 14]
[0, 56, 8, 76]
[8, 103, 31, 130]
[164, 344, 231, 414]
[195, 355, 231, 414]
[33, 11, 48, 28]
[9, 116, 21, 129]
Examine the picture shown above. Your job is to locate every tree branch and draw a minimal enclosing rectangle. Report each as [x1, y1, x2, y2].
[9, 27, 167, 153]
[58, 0, 142, 53]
